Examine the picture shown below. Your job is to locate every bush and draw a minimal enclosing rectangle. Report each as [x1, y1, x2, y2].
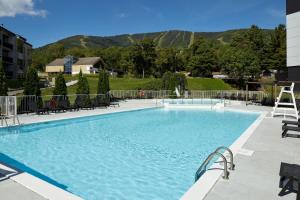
[162, 72, 187, 95]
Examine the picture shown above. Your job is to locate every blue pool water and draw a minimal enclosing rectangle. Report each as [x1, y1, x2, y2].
[0, 108, 259, 200]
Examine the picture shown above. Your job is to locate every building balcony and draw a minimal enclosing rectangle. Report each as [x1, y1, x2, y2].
[3, 42, 13, 50]
[2, 56, 14, 64]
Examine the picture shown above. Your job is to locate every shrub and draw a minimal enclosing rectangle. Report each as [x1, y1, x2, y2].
[162, 72, 187, 96]
[75, 70, 91, 107]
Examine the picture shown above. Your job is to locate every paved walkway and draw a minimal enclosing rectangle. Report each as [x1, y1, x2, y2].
[204, 105, 300, 200]
[0, 179, 45, 200]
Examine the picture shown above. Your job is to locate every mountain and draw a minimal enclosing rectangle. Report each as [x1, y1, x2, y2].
[36, 29, 274, 50]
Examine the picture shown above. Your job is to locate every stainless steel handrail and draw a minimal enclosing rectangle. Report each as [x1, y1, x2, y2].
[214, 146, 235, 170]
[195, 151, 229, 182]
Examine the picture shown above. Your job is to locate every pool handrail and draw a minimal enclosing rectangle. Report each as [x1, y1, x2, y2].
[214, 146, 235, 170]
[195, 151, 229, 182]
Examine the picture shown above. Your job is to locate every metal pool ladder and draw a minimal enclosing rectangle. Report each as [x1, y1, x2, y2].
[195, 146, 235, 182]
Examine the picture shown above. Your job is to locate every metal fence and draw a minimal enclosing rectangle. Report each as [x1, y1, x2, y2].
[190, 90, 269, 101]
[16, 94, 110, 114]
[13, 90, 271, 114]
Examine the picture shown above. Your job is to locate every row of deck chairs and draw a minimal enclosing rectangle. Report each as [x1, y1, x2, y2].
[19, 95, 120, 115]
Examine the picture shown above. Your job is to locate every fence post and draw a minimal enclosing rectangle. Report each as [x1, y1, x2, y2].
[246, 84, 249, 105]
[274, 83, 277, 102]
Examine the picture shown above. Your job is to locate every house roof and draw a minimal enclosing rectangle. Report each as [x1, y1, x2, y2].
[46, 58, 65, 66]
[47, 57, 103, 67]
[73, 57, 101, 65]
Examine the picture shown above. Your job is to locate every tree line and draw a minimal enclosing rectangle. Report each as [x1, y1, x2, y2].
[32, 25, 286, 83]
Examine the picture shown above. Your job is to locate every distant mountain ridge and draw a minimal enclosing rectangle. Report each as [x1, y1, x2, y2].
[37, 29, 274, 50]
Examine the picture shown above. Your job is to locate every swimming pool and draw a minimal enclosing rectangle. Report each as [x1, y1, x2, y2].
[0, 108, 259, 200]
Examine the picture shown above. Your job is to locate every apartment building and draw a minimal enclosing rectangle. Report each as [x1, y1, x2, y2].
[287, 0, 300, 87]
[0, 26, 32, 79]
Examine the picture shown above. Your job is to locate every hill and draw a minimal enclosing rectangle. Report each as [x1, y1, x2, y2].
[36, 29, 274, 50]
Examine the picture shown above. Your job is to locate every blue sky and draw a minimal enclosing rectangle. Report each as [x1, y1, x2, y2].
[0, 0, 286, 48]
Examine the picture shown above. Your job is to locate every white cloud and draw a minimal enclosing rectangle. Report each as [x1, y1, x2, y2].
[0, 0, 46, 17]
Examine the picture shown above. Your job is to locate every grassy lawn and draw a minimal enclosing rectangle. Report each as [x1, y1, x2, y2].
[41, 76, 232, 96]
[187, 78, 232, 90]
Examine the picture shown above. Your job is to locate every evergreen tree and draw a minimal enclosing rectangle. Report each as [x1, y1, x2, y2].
[97, 70, 110, 94]
[97, 70, 110, 105]
[52, 72, 69, 107]
[0, 59, 8, 96]
[53, 73, 67, 96]
[75, 70, 90, 107]
[24, 67, 41, 96]
[23, 67, 42, 108]
[76, 70, 90, 95]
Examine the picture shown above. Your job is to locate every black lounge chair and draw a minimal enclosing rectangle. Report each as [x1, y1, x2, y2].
[282, 120, 300, 138]
[230, 93, 236, 100]
[0, 168, 17, 181]
[279, 162, 300, 199]
[27, 101, 48, 115]
[237, 93, 244, 101]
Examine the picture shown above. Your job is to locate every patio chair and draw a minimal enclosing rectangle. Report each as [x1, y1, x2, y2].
[237, 93, 244, 101]
[279, 162, 300, 200]
[282, 120, 300, 138]
[28, 101, 49, 115]
[230, 93, 236, 100]
[110, 94, 120, 107]
[91, 96, 109, 109]
[215, 93, 221, 99]
[0, 168, 17, 181]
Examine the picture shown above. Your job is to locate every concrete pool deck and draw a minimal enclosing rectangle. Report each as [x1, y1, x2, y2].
[0, 100, 299, 200]
[202, 105, 300, 200]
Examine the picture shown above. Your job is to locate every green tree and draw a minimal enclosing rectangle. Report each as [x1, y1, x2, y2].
[270, 24, 286, 71]
[221, 47, 260, 88]
[155, 48, 179, 77]
[23, 67, 42, 108]
[0, 59, 8, 96]
[75, 70, 90, 107]
[23, 67, 41, 96]
[131, 38, 156, 78]
[53, 73, 67, 96]
[187, 37, 217, 77]
[97, 70, 110, 94]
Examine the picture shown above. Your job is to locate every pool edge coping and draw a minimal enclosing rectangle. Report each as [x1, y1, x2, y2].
[180, 109, 268, 200]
